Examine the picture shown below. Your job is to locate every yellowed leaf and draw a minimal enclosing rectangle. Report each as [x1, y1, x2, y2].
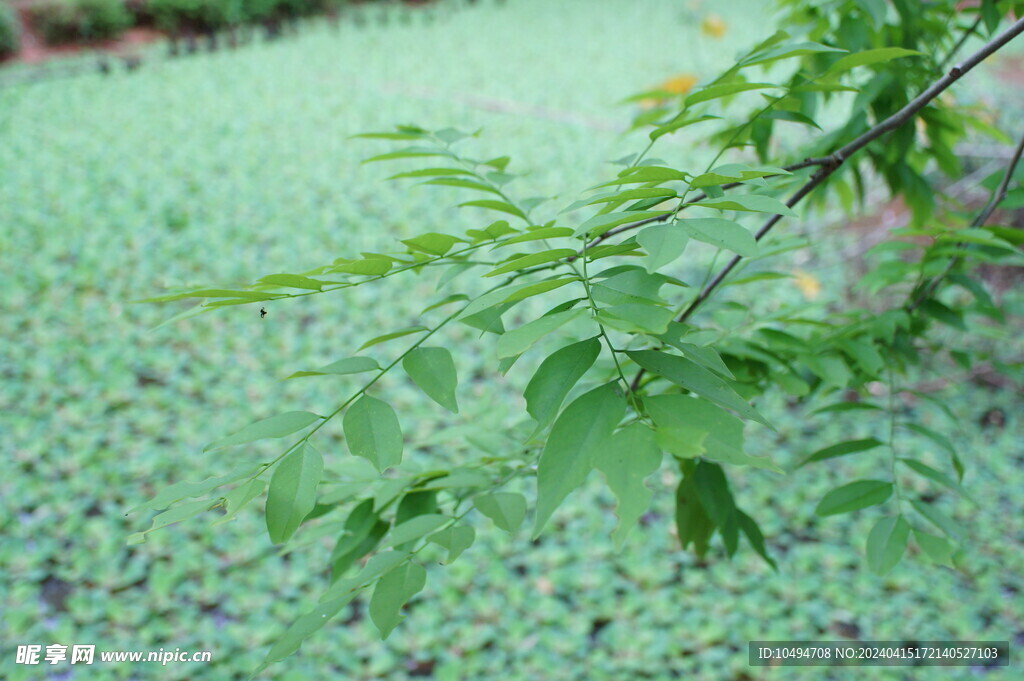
[701, 14, 728, 39]
[662, 74, 699, 96]
[794, 269, 822, 300]
[639, 73, 699, 109]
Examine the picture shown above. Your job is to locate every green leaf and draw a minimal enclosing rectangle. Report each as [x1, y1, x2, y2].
[592, 268, 667, 305]
[402, 347, 459, 413]
[496, 309, 588, 359]
[524, 337, 601, 432]
[650, 113, 721, 141]
[212, 479, 267, 526]
[459, 200, 527, 221]
[265, 443, 324, 544]
[129, 462, 262, 513]
[594, 423, 661, 550]
[363, 146, 453, 163]
[395, 490, 438, 526]
[658, 325, 734, 379]
[383, 514, 449, 548]
[910, 498, 964, 541]
[674, 460, 715, 557]
[837, 337, 885, 376]
[534, 384, 626, 537]
[742, 41, 846, 67]
[401, 232, 462, 256]
[602, 166, 687, 186]
[920, 299, 966, 330]
[495, 227, 575, 246]
[627, 350, 769, 426]
[429, 526, 475, 564]
[343, 395, 403, 471]
[331, 521, 388, 580]
[575, 210, 667, 238]
[913, 528, 955, 568]
[485, 248, 577, 277]
[287, 356, 380, 379]
[387, 167, 476, 180]
[205, 412, 322, 452]
[422, 178, 504, 196]
[330, 500, 378, 561]
[419, 470, 491, 490]
[898, 459, 975, 504]
[865, 515, 910, 575]
[737, 510, 777, 570]
[434, 127, 474, 145]
[474, 493, 527, 532]
[797, 438, 885, 468]
[586, 187, 677, 205]
[812, 401, 884, 414]
[981, 0, 1001, 33]
[137, 288, 281, 303]
[353, 130, 428, 140]
[421, 294, 470, 314]
[678, 218, 758, 257]
[369, 562, 427, 639]
[254, 591, 359, 675]
[460, 285, 528, 318]
[689, 163, 791, 188]
[685, 82, 779, 106]
[815, 480, 893, 516]
[855, 0, 886, 27]
[828, 48, 923, 74]
[637, 224, 689, 274]
[597, 303, 675, 335]
[651, 422, 706, 460]
[587, 242, 643, 259]
[258, 274, 327, 291]
[358, 325, 428, 351]
[501, 277, 577, 304]
[460, 305, 509, 335]
[483, 155, 511, 171]
[354, 551, 412, 589]
[645, 395, 780, 471]
[693, 461, 736, 528]
[762, 110, 821, 130]
[802, 353, 852, 389]
[126, 499, 213, 544]
[321, 551, 405, 602]
[693, 194, 798, 217]
[903, 423, 956, 456]
[332, 259, 393, 276]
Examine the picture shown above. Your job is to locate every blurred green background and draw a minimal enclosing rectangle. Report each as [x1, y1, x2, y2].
[2, 1, 1022, 679]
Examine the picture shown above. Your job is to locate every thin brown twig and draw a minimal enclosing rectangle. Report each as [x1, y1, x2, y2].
[908, 128, 1024, 310]
[569, 156, 835, 262]
[627, 15, 1024, 393]
[940, 15, 984, 71]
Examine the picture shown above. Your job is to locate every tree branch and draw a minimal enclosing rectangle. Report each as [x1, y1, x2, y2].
[628, 16, 1024, 393]
[909, 127, 1024, 310]
[572, 156, 835, 261]
[939, 15, 984, 71]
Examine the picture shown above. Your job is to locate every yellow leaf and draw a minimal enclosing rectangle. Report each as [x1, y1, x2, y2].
[793, 269, 822, 300]
[661, 74, 699, 96]
[701, 14, 728, 39]
[639, 73, 699, 109]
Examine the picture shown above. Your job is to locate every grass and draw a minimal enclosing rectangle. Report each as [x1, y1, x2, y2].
[2, 1, 1022, 679]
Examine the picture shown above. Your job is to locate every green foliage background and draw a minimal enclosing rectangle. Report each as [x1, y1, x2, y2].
[1, 1, 1022, 679]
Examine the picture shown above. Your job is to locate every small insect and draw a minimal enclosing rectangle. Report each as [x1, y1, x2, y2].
[260, 307, 267, 318]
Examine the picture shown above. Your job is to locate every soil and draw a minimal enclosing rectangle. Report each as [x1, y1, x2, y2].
[1, 0, 440, 66]
[4, 2, 164, 65]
